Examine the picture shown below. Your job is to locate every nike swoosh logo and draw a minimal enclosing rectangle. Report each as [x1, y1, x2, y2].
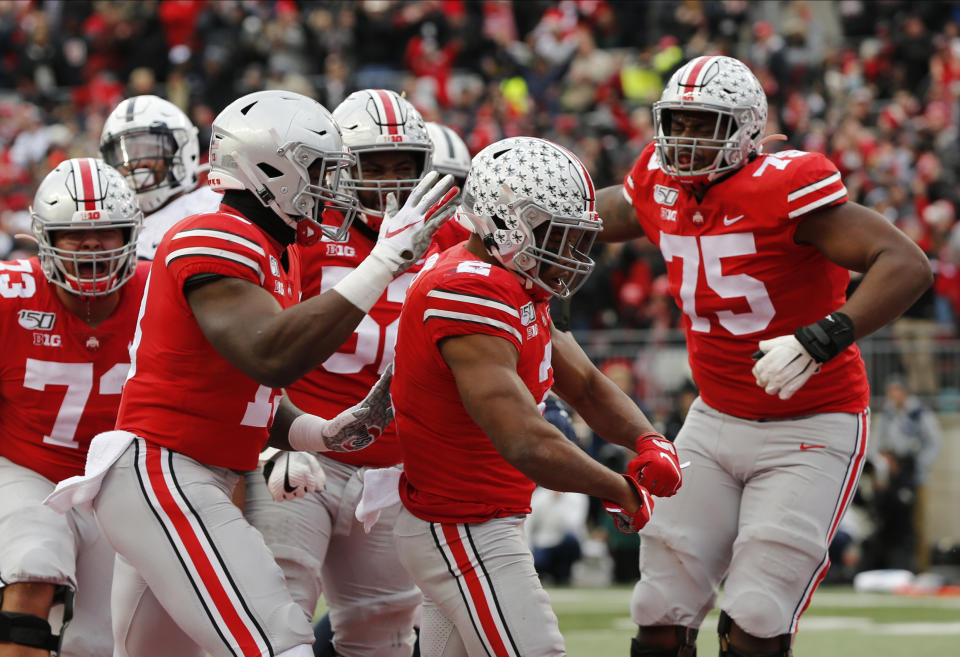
[723, 214, 745, 226]
[283, 460, 297, 493]
[384, 220, 420, 239]
[660, 452, 681, 478]
[800, 443, 826, 450]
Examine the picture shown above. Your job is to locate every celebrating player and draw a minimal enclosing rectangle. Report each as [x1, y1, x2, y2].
[244, 88, 443, 657]
[0, 158, 146, 657]
[391, 137, 680, 657]
[595, 55, 932, 657]
[100, 94, 222, 260]
[46, 90, 458, 657]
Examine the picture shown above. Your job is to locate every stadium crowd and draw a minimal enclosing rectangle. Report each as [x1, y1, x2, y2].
[2, 1, 959, 335]
[0, 2, 952, 656]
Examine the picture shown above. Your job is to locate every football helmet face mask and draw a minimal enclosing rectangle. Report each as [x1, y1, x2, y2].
[461, 137, 601, 300]
[30, 158, 142, 297]
[653, 55, 768, 181]
[100, 95, 200, 213]
[333, 89, 433, 219]
[208, 90, 358, 244]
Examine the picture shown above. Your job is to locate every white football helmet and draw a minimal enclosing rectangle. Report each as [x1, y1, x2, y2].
[333, 89, 433, 219]
[208, 90, 358, 244]
[653, 55, 768, 180]
[30, 158, 142, 296]
[426, 122, 470, 185]
[100, 95, 200, 213]
[461, 137, 601, 300]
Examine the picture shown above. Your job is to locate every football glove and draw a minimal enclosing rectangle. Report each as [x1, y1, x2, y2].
[752, 335, 819, 400]
[603, 475, 654, 534]
[753, 312, 855, 400]
[263, 451, 326, 502]
[371, 170, 459, 276]
[288, 364, 394, 452]
[627, 432, 682, 497]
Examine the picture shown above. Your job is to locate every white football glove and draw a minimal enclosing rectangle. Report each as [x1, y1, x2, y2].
[752, 335, 821, 400]
[264, 451, 326, 502]
[371, 170, 458, 276]
[287, 364, 395, 452]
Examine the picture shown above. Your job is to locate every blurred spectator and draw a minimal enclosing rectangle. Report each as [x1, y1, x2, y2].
[0, 0, 959, 366]
[862, 378, 942, 572]
[661, 380, 698, 442]
[527, 487, 589, 586]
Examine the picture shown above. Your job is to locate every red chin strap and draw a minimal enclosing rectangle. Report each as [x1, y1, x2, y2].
[296, 218, 323, 246]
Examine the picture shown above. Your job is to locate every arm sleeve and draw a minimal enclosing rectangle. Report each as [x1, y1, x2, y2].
[163, 216, 268, 295]
[783, 152, 848, 221]
[420, 271, 526, 353]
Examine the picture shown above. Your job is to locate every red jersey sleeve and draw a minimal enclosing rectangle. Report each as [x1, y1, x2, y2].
[419, 260, 526, 353]
[163, 213, 269, 292]
[780, 151, 848, 221]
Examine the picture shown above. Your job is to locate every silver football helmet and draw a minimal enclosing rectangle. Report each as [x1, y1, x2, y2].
[426, 122, 470, 185]
[653, 55, 768, 180]
[100, 95, 200, 213]
[208, 90, 357, 244]
[333, 89, 433, 219]
[30, 158, 142, 296]
[461, 137, 601, 300]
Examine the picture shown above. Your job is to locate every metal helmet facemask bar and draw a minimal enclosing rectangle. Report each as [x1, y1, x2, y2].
[30, 158, 142, 297]
[208, 91, 358, 244]
[334, 89, 433, 219]
[461, 137, 601, 299]
[653, 55, 768, 181]
[100, 95, 200, 213]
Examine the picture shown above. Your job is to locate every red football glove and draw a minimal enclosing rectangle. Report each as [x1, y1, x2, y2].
[627, 432, 682, 497]
[603, 475, 654, 534]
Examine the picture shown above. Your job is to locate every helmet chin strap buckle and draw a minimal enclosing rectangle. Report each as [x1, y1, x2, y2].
[297, 218, 322, 247]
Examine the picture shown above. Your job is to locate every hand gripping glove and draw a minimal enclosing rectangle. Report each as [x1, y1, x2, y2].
[627, 432, 682, 497]
[333, 171, 458, 312]
[753, 312, 855, 400]
[288, 364, 394, 452]
[262, 451, 326, 502]
[603, 475, 654, 534]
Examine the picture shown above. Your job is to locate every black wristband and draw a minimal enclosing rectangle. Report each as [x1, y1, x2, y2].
[794, 312, 855, 363]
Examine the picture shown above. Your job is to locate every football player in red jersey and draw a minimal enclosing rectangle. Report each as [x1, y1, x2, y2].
[244, 89, 454, 657]
[0, 158, 146, 657]
[100, 94, 222, 261]
[391, 137, 680, 657]
[595, 55, 932, 657]
[45, 90, 458, 657]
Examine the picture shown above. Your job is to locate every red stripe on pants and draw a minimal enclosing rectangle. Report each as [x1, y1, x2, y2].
[440, 524, 512, 657]
[144, 444, 262, 657]
[794, 410, 869, 627]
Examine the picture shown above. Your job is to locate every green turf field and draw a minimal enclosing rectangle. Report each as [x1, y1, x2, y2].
[549, 584, 960, 657]
[315, 584, 959, 656]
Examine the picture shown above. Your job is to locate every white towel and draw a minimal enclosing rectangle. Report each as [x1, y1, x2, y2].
[354, 467, 402, 533]
[43, 430, 136, 513]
